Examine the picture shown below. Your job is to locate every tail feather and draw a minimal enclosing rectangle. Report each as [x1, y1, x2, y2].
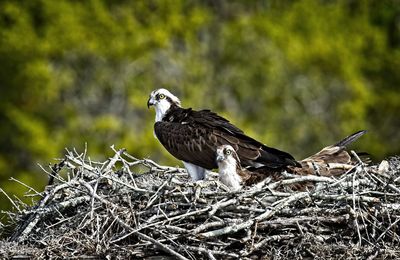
[292, 130, 368, 177]
[241, 130, 369, 189]
[334, 130, 367, 147]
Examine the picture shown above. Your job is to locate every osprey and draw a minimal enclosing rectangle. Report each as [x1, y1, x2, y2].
[147, 88, 299, 181]
[216, 130, 367, 191]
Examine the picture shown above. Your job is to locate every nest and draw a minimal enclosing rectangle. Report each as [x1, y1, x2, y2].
[1, 147, 400, 259]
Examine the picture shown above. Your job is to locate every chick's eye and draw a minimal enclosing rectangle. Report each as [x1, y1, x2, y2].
[159, 94, 165, 99]
[225, 150, 231, 155]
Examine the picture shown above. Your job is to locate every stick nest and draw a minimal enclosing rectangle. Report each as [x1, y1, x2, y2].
[1, 148, 400, 259]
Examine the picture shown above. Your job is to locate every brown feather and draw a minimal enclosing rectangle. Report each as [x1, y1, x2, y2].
[155, 105, 298, 170]
[236, 130, 368, 190]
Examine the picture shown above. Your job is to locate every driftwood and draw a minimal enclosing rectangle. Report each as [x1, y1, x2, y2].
[1, 147, 400, 259]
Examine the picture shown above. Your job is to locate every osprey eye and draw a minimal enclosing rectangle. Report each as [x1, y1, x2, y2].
[159, 94, 165, 99]
[225, 150, 231, 155]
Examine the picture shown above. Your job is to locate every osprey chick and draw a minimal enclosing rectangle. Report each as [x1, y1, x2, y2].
[147, 88, 299, 181]
[216, 145, 243, 191]
[216, 144, 281, 190]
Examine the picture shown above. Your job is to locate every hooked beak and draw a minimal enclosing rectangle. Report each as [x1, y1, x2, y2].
[147, 98, 154, 109]
[216, 154, 225, 163]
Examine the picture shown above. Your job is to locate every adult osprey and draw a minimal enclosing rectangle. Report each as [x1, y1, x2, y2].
[147, 88, 299, 181]
[216, 130, 367, 191]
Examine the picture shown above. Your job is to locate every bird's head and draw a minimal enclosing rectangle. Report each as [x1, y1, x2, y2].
[216, 145, 240, 168]
[147, 88, 181, 122]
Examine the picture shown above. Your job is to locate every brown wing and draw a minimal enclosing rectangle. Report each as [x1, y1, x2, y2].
[155, 122, 219, 169]
[241, 167, 313, 191]
[241, 130, 368, 190]
[304, 130, 367, 164]
[240, 168, 280, 186]
[291, 130, 368, 176]
[155, 107, 298, 170]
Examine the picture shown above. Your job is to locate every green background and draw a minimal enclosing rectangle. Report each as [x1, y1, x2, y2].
[0, 0, 399, 215]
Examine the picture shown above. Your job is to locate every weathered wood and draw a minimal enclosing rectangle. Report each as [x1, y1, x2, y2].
[1, 148, 400, 259]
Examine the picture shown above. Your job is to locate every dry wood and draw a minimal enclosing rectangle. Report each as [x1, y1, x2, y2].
[1, 149, 400, 259]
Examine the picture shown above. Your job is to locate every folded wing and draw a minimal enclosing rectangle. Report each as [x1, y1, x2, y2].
[155, 108, 299, 170]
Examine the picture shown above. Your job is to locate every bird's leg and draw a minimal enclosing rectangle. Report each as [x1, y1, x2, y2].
[183, 162, 207, 181]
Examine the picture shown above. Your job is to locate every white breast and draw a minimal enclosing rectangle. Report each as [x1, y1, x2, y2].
[218, 158, 242, 191]
[155, 100, 172, 122]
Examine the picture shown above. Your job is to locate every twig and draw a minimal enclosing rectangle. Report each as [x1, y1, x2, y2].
[3, 147, 400, 259]
[10, 177, 43, 197]
[0, 188, 21, 213]
[112, 214, 189, 260]
[185, 245, 239, 258]
[199, 192, 309, 238]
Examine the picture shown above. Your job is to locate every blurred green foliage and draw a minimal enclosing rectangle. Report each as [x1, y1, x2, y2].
[0, 0, 399, 214]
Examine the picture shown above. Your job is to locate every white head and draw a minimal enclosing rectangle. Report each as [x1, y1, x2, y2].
[216, 145, 242, 191]
[147, 88, 181, 122]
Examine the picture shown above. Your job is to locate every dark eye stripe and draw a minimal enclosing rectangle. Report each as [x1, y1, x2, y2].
[156, 93, 167, 100]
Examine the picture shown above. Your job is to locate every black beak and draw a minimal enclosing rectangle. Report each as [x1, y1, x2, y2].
[147, 98, 153, 109]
